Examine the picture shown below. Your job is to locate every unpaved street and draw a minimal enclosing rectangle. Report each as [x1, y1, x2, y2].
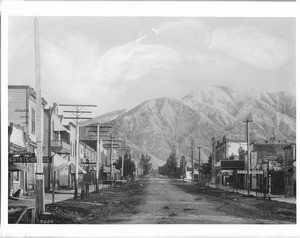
[42, 177, 296, 224]
[123, 177, 250, 224]
[106, 177, 295, 224]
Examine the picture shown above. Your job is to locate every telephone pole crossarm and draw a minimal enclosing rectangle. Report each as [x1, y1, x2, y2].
[59, 104, 97, 198]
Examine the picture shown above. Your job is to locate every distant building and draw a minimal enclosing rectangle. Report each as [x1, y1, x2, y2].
[283, 143, 296, 196]
[250, 137, 291, 194]
[185, 167, 199, 182]
[214, 136, 247, 186]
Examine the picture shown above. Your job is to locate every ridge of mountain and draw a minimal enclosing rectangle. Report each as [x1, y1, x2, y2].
[80, 109, 127, 127]
[80, 86, 296, 168]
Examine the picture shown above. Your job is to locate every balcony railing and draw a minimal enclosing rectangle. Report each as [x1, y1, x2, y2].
[51, 140, 71, 154]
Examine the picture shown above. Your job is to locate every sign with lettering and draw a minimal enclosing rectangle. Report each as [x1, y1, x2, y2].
[237, 170, 263, 175]
[42, 156, 53, 163]
[36, 173, 44, 180]
[9, 152, 37, 163]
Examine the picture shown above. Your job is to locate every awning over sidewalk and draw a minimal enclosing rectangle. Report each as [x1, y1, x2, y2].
[53, 119, 70, 133]
[9, 162, 29, 172]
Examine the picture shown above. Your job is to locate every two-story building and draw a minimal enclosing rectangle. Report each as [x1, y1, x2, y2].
[43, 103, 71, 191]
[61, 122, 77, 188]
[8, 85, 47, 195]
[213, 136, 247, 187]
[249, 137, 291, 194]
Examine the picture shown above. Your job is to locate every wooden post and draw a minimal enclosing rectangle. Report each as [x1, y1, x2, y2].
[121, 154, 124, 178]
[211, 137, 216, 183]
[198, 147, 201, 184]
[75, 123, 79, 198]
[96, 123, 100, 192]
[34, 17, 45, 214]
[244, 119, 252, 196]
[110, 135, 113, 187]
[182, 156, 185, 181]
[191, 139, 194, 183]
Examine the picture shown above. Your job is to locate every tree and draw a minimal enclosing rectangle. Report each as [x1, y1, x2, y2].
[113, 153, 136, 178]
[178, 156, 187, 179]
[140, 153, 153, 176]
[201, 153, 212, 175]
[158, 151, 181, 178]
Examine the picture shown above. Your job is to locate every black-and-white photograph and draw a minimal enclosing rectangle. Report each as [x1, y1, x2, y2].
[5, 15, 296, 225]
[1, 0, 299, 236]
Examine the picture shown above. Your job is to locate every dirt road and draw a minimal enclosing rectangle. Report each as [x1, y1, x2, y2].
[40, 177, 296, 224]
[114, 177, 294, 224]
[124, 177, 251, 224]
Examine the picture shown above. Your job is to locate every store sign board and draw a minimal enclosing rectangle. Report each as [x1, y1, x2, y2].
[221, 160, 244, 170]
[42, 156, 53, 163]
[9, 152, 37, 163]
[237, 170, 263, 174]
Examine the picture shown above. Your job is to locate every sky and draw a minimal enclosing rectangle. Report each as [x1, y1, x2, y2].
[8, 17, 295, 116]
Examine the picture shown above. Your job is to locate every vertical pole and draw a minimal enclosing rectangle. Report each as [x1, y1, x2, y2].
[110, 135, 113, 187]
[121, 154, 124, 178]
[96, 123, 100, 192]
[245, 119, 251, 196]
[182, 156, 185, 181]
[191, 139, 194, 183]
[198, 147, 201, 184]
[267, 162, 271, 199]
[8, 124, 13, 196]
[75, 122, 79, 198]
[34, 17, 45, 214]
[47, 108, 52, 191]
[211, 137, 216, 183]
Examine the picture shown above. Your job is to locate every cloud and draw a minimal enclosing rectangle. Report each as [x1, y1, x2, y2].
[208, 26, 294, 69]
[98, 41, 179, 82]
[149, 19, 212, 49]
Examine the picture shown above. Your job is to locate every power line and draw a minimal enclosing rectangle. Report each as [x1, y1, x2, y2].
[38, 33, 123, 80]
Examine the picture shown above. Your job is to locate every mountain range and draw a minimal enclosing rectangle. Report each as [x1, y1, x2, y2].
[80, 86, 296, 168]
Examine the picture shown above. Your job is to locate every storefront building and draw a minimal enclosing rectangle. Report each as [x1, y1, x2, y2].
[8, 85, 47, 195]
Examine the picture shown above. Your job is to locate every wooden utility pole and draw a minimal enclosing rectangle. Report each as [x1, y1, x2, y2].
[59, 104, 96, 198]
[110, 135, 113, 187]
[86, 124, 112, 192]
[211, 137, 216, 183]
[198, 147, 202, 183]
[46, 107, 55, 204]
[34, 17, 45, 214]
[117, 142, 132, 179]
[102, 136, 122, 187]
[182, 156, 186, 181]
[244, 118, 252, 196]
[97, 124, 100, 191]
[191, 139, 194, 183]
